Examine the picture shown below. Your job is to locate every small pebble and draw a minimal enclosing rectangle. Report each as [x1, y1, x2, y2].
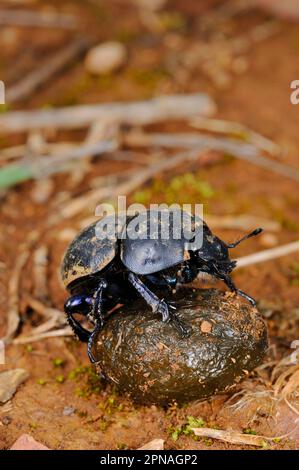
[85, 41, 127, 75]
[63, 406, 75, 416]
[10, 434, 49, 451]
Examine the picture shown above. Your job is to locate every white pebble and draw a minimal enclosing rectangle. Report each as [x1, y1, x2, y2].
[85, 41, 127, 75]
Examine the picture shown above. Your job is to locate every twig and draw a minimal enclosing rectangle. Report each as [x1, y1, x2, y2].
[190, 117, 281, 157]
[191, 427, 289, 447]
[13, 327, 73, 345]
[125, 132, 299, 183]
[0, 93, 216, 133]
[0, 9, 77, 29]
[2, 251, 29, 343]
[236, 240, 299, 268]
[125, 131, 264, 157]
[0, 141, 81, 163]
[25, 296, 64, 321]
[6, 38, 89, 104]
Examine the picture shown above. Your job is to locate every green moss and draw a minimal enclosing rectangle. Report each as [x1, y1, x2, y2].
[169, 416, 206, 442]
[37, 378, 47, 386]
[76, 410, 88, 419]
[25, 344, 33, 353]
[158, 11, 187, 32]
[130, 67, 170, 92]
[52, 357, 64, 368]
[55, 375, 65, 384]
[98, 418, 109, 431]
[169, 427, 182, 442]
[290, 262, 299, 286]
[132, 172, 215, 206]
[203, 438, 213, 446]
[243, 428, 257, 435]
[0, 104, 10, 113]
[115, 29, 137, 44]
[117, 442, 129, 450]
[69, 365, 103, 397]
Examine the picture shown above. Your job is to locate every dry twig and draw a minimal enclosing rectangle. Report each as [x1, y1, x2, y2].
[190, 117, 281, 157]
[126, 132, 299, 183]
[236, 240, 299, 268]
[2, 251, 29, 344]
[32, 246, 49, 301]
[0, 93, 216, 133]
[191, 427, 289, 447]
[13, 327, 73, 345]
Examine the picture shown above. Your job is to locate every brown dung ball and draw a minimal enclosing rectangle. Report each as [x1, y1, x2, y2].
[94, 288, 268, 405]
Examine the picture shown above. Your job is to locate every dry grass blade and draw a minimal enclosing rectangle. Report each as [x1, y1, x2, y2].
[191, 427, 286, 447]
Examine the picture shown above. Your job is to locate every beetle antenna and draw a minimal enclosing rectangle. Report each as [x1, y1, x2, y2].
[227, 227, 263, 248]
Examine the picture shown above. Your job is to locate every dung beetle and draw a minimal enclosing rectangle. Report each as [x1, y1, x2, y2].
[61, 209, 262, 363]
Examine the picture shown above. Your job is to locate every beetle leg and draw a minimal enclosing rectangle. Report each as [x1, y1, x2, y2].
[66, 312, 91, 343]
[88, 279, 108, 364]
[64, 295, 93, 342]
[128, 273, 191, 337]
[222, 274, 257, 307]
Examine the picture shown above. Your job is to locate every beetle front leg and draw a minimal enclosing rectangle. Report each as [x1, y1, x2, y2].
[64, 294, 94, 342]
[128, 272, 191, 337]
[88, 279, 108, 364]
[222, 274, 257, 307]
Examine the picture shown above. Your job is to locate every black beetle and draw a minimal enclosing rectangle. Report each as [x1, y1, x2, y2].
[61, 209, 262, 362]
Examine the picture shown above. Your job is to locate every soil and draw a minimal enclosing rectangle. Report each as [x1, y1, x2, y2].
[0, 0, 298, 450]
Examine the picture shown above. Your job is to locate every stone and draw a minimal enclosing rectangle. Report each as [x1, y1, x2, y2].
[94, 289, 268, 405]
[0, 368, 29, 403]
[85, 41, 127, 75]
[138, 438, 164, 450]
[10, 434, 49, 450]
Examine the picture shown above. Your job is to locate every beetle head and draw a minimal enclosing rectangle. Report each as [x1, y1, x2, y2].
[194, 227, 262, 275]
